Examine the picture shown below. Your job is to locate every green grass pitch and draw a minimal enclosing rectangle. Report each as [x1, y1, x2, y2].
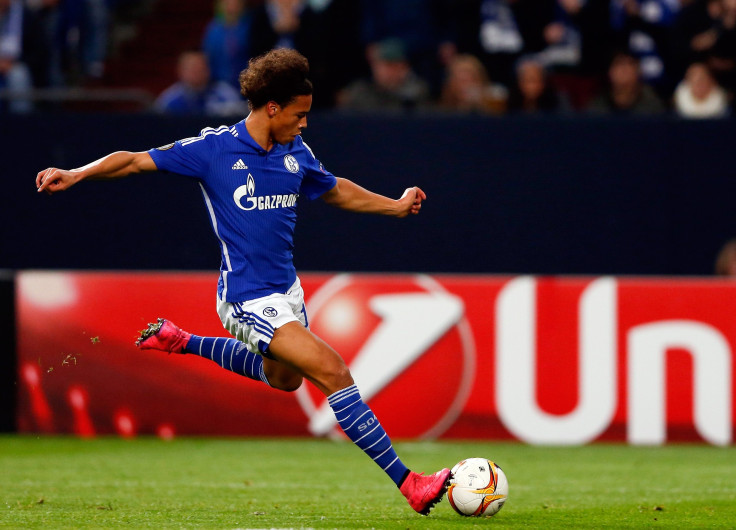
[1, 436, 734, 528]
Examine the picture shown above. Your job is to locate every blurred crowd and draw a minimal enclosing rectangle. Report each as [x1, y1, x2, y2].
[2, 0, 735, 118]
[0, 0, 125, 112]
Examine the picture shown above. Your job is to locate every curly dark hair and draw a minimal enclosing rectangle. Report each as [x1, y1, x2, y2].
[239, 49, 313, 110]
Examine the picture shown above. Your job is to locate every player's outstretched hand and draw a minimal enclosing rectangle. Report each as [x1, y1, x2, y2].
[36, 168, 79, 195]
[397, 186, 426, 218]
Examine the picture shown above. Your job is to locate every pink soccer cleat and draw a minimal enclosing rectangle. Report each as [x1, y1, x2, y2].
[400, 468, 452, 515]
[136, 318, 191, 354]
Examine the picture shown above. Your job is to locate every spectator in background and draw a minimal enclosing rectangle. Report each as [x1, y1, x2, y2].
[714, 238, 736, 276]
[154, 50, 247, 116]
[0, 0, 48, 112]
[537, 0, 611, 109]
[537, 0, 585, 73]
[609, 0, 680, 97]
[477, 0, 555, 88]
[338, 38, 432, 112]
[685, 0, 736, 96]
[507, 57, 567, 113]
[360, 0, 458, 97]
[239, 0, 367, 109]
[290, 0, 367, 109]
[253, 0, 304, 51]
[244, 0, 367, 109]
[587, 50, 666, 114]
[670, 0, 722, 79]
[45, 0, 110, 85]
[673, 61, 730, 117]
[202, 0, 254, 90]
[439, 53, 507, 114]
[246, 0, 308, 62]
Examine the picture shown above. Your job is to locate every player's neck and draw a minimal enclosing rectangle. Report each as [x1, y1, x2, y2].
[245, 111, 275, 152]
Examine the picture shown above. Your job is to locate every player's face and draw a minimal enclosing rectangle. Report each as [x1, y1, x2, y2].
[271, 95, 312, 145]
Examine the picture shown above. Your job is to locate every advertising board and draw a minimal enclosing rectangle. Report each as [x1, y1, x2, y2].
[17, 272, 733, 445]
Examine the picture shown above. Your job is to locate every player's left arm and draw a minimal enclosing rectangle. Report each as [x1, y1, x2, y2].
[321, 177, 426, 218]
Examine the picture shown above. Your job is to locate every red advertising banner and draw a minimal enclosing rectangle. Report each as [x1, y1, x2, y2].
[16, 272, 735, 445]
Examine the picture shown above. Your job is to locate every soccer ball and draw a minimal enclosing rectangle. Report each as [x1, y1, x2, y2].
[447, 458, 508, 517]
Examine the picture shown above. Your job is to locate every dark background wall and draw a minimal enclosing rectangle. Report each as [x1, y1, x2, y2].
[3, 113, 735, 276]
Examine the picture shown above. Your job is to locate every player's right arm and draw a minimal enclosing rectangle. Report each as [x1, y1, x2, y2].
[36, 151, 157, 195]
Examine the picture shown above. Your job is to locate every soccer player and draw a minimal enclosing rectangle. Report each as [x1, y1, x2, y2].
[36, 48, 450, 515]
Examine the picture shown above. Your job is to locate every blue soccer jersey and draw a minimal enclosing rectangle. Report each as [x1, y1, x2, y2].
[148, 120, 337, 302]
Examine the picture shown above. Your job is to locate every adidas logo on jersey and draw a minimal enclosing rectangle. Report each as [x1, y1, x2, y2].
[232, 159, 248, 170]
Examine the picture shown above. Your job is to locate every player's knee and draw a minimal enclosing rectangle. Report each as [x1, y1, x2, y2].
[265, 366, 303, 392]
[323, 363, 353, 390]
[275, 374, 303, 392]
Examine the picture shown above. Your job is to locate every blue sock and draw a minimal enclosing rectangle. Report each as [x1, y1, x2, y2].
[185, 335, 270, 386]
[328, 384, 409, 487]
